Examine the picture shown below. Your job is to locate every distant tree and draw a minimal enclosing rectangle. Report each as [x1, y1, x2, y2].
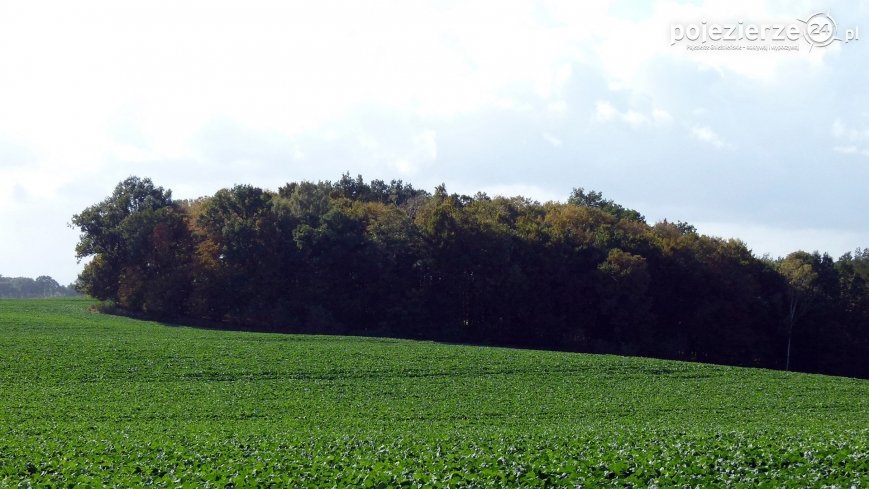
[568, 187, 645, 222]
[279, 181, 331, 226]
[0, 276, 10, 297]
[595, 249, 652, 351]
[333, 173, 370, 201]
[35, 276, 60, 297]
[777, 252, 821, 371]
[675, 221, 697, 235]
[71, 177, 189, 313]
[0, 275, 80, 298]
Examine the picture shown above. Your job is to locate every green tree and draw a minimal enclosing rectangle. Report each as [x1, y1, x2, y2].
[778, 252, 821, 371]
[596, 249, 652, 352]
[71, 177, 176, 303]
[193, 185, 277, 322]
[568, 187, 645, 222]
[35, 276, 60, 297]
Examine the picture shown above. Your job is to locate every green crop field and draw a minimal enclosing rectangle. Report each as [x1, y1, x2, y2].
[0, 299, 866, 487]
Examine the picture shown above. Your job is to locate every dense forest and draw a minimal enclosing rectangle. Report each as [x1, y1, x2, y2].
[72, 175, 869, 378]
[0, 275, 79, 298]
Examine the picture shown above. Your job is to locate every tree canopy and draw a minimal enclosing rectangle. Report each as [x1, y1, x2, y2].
[71, 174, 869, 378]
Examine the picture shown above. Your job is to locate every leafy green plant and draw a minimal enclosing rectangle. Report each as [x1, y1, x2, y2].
[0, 299, 866, 486]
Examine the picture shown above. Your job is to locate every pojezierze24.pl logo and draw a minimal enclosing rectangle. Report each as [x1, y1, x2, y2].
[670, 12, 859, 52]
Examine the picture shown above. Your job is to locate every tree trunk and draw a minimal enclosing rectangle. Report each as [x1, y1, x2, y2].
[785, 324, 793, 371]
[786, 297, 798, 371]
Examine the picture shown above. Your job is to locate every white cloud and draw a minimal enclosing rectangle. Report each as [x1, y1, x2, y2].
[690, 126, 727, 148]
[391, 129, 439, 176]
[623, 110, 648, 128]
[595, 100, 672, 128]
[0, 1, 841, 202]
[413, 130, 438, 162]
[831, 120, 869, 157]
[0, 0, 596, 204]
[595, 101, 618, 122]
[652, 109, 674, 125]
[833, 145, 858, 154]
[832, 119, 869, 141]
[546, 100, 569, 116]
[397, 130, 439, 174]
[545, 0, 839, 89]
[543, 132, 563, 147]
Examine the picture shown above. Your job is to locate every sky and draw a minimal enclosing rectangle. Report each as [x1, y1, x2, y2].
[1, 0, 869, 285]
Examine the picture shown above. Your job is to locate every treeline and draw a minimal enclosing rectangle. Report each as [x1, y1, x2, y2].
[0, 275, 79, 298]
[72, 175, 869, 378]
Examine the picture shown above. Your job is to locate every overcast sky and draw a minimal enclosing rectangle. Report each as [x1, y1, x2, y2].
[2, 0, 869, 284]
